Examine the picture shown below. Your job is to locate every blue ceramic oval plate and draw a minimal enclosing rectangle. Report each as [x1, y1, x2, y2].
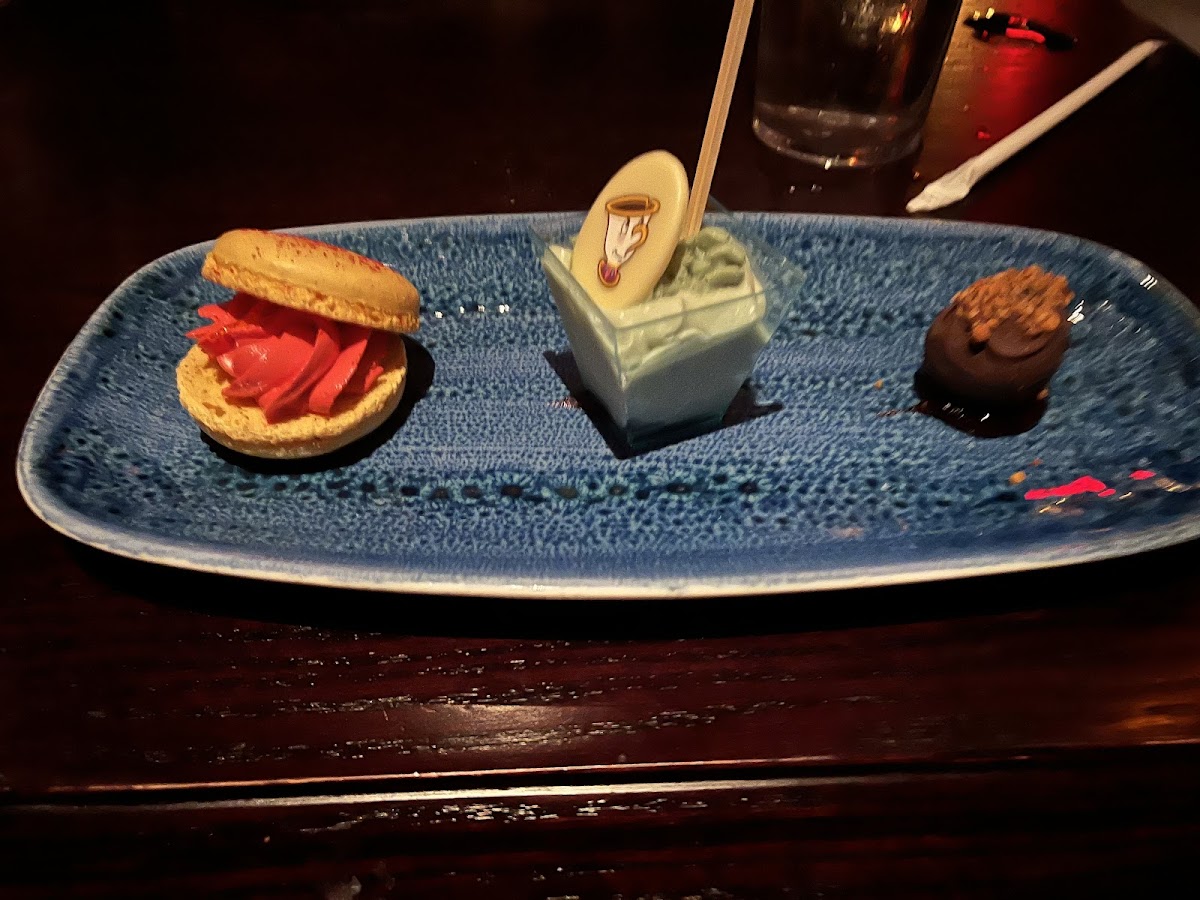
[17, 213, 1200, 598]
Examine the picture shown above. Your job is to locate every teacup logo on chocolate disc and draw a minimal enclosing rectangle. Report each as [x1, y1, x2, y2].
[571, 150, 688, 311]
[598, 195, 661, 287]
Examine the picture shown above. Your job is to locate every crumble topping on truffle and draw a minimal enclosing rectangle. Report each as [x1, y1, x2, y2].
[952, 265, 1074, 343]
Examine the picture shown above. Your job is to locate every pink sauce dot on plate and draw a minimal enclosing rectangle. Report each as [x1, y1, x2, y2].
[1024, 475, 1109, 501]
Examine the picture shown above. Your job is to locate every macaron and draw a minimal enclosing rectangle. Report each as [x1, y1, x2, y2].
[176, 229, 419, 459]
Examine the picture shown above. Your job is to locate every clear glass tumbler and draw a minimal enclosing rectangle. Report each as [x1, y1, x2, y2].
[753, 0, 963, 167]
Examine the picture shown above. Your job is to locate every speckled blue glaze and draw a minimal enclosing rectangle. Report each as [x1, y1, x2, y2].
[17, 213, 1200, 598]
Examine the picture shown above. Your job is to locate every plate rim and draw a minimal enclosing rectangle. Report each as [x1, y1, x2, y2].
[17, 211, 1200, 599]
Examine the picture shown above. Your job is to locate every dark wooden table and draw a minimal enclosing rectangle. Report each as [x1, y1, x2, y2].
[3, 1, 1200, 896]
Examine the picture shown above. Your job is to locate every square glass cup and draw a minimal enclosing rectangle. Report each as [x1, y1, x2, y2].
[531, 209, 806, 450]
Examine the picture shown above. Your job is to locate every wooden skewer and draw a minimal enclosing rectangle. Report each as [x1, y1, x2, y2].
[683, 0, 756, 237]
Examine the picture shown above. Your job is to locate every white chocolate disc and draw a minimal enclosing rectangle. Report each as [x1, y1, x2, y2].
[570, 150, 689, 311]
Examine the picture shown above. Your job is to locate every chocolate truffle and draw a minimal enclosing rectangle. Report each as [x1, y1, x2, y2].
[920, 266, 1073, 408]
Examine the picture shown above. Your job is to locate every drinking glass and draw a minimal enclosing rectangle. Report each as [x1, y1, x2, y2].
[754, 0, 963, 167]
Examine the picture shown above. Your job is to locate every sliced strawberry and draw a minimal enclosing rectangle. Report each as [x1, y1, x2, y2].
[188, 294, 389, 423]
[308, 324, 372, 415]
[195, 304, 236, 326]
[360, 361, 385, 393]
[216, 341, 272, 380]
[225, 292, 259, 318]
[196, 322, 273, 358]
[193, 293, 258, 328]
[267, 307, 318, 342]
[343, 331, 396, 396]
[258, 320, 340, 423]
[190, 295, 275, 355]
[222, 333, 310, 401]
[186, 320, 228, 342]
[226, 321, 272, 341]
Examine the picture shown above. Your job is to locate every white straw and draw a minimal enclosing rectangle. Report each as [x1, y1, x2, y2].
[907, 39, 1166, 214]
